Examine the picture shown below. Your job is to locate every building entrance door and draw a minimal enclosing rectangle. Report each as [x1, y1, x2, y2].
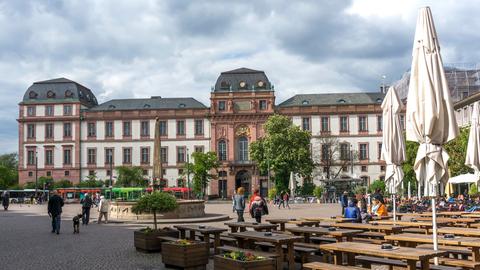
[219, 180, 227, 199]
[235, 170, 250, 196]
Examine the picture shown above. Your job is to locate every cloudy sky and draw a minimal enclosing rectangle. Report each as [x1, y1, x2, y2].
[1, 0, 479, 153]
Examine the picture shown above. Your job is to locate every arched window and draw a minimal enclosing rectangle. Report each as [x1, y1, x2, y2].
[238, 137, 249, 161]
[218, 140, 227, 161]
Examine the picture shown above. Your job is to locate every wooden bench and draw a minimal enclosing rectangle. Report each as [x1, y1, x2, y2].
[351, 237, 385, 244]
[355, 231, 385, 239]
[356, 255, 462, 270]
[417, 244, 471, 258]
[403, 228, 427, 234]
[310, 236, 337, 244]
[303, 261, 366, 270]
[256, 241, 318, 264]
[431, 258, 480, 270]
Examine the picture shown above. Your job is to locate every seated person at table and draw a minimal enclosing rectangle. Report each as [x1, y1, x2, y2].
[370, 197, 388, 217]
[344, 200, 361, 222]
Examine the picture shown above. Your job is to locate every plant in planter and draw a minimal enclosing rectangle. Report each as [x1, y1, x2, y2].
[162, 239, 209, 270]
[132, 192, 179, 252]
[313, 186, 324, 204]
[214, 251, 275, 270]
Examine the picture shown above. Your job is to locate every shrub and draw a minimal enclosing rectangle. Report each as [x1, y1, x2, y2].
[132, 192, 178, 230]
[368, 180, 386, 194]
[313, 186, 324, 199]
[469, 184, 479, 197]
[52, 179, 73, 189]
[267, 187, 277, 200]
[298, 182, 315, 195]
[354, 185, 367, 195]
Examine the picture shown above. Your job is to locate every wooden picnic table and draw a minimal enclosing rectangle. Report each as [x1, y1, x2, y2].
[397, 212, 470, 218]
[265, 218, 296, 231]
[375, 220, 449, 229]
[322, 222, 404, 235]
[288, 220, 320, 227]
[286, 226, 362, 243]
[413, 217, 479, 227]
[174, 224, 227, 255]
[305, 217, 357, 223]
[229, 231, 303, 270]
[319, 241, 446, 270]
[384, 233, 480, 261]
[430, 227, 480, 237]
[224, 221, 278, 233]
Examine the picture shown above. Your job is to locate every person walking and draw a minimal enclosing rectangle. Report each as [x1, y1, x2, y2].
[232, 187, 246, 222]
[249, 188, 269, 223]
[2, 191, 10, 211]
[283, 191, 290, 209]
[97, 196, 110, 224]
[340, 191, 348, 215]
[80, 193, 93, 225]
[278, 191, 285, 209]
[47, 190, 64, 234]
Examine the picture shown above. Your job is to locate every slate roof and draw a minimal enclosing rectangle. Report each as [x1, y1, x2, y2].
[89, 97, 207, 111]
[214, 67, 272, 92]
[22, 77, 98, 107]
[278, 92, 385, 107]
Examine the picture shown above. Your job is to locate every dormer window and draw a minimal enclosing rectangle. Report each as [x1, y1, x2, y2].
[143, 104, 151, 108]
[178, 103, 186, 108]
[108, 105, 116, 109]
[376, 98, 383, 103]
[220, 81, 230, 90]
[47, 91, 56, 98]
[302, 100, 309, 105]
[337, 99, 346, 104]
[29, 91, 38, 99]
[65, 90, 73, 98]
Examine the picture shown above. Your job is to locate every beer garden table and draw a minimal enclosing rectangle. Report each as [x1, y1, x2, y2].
[173, 224, 227, 254]
[265, 218, 296, 231]
[429, 227, 480, 237]
[413, 217, 480, 227]
[285, 226, 362, 242]
[322, 222, 404, 235]
[229, 231, 303, 270]
[319, 241, 446, 270]
[304, 217, 357, 223]
[287, 220, 320, 227]
[224, 221, 278, 233]
[384, 233, 480, 261]
[375, 220, 449, 230]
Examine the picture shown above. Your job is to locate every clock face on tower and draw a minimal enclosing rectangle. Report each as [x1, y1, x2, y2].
[239, 81, 246, 88]
[257, 81, 264, 87]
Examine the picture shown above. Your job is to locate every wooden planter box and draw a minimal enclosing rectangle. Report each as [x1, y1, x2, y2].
[162, 241, 208, 270]
[214, 255, 275, 270]
[134, 228, 178, 253]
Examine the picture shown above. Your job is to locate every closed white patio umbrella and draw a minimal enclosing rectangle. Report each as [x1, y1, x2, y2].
[465, 101, 480, 179]
[405, 6, 459, 261]
[380, 86, 406, 222]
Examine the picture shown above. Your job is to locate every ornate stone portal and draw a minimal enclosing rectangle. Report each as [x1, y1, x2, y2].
[109, 200, 205, 220]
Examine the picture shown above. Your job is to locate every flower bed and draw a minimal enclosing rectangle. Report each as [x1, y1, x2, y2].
[134, 227, 178, 253]
[214, 252, 275, 270]
[161, 240, 208, 269]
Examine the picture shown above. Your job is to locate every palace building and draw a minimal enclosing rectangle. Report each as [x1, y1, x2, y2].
[18, 68, 388, 197]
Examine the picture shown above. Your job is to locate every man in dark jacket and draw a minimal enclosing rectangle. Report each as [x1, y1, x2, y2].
[2, 191, 10, 210]
[341, 191, 348, 215]
[48, 190, 64, 234]
[81, 193, 93, 225]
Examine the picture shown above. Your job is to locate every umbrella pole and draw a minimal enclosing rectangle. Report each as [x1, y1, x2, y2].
[432, 196, 439, 265]
[392, 194, 396, 223]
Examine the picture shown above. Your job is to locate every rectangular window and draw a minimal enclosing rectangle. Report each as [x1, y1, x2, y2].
[140, 121, 149, 137]
[177, 147, 186, 163]
[400, 115, 405, 129]
[381, 165, 386, 172]
[27, 124, 35, 139]
[87, 149, 96, 165]
[27, 106, 35, 116]
[359, 143, 368, 160]
[46, 171, 51, 177]
[63, 123, 72, 138]
[302, 117, 310, 131]
[105, 148, 113, 164]
[321, 144, 330, 161]
[89, 170, 95, 176]
[63, 105, 72, 116]
[45, 105, 54, 116]
[321, 116, 329, 132]
[87, 122, 96, 137]
[177, 120, 185, 135]
[63, 149, 71, 165]
[142, 169, 148, 176]
[27, 150, 35, 165]
[105, 121, 114, 137]
[377, 115, 383, 132]
[123, 148, 132, 164]
[141, 147, 149, 164]
[218, 141, 227, 161]
[218, 101, 226, 111]
[123, 121, 131, 137]
[45, 123, 54, 139]
[340, 143, 349, 160]
[259, 100, 267, 110]
[65, 171, 69, 176]
[378, 143, 383, 159]
[361, 165, 368, 172]
[194, 120, 204, 135]
[45, 150, 53, 165]
[358, 116, 367, 132]
[159, 121, 167, 136]
[340, 116, 348, 132]
[160, 147, 168, 163]
[194, 146, 204, 153]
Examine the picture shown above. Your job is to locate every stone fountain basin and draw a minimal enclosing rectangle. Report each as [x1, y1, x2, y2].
[109, 200, 205, 220]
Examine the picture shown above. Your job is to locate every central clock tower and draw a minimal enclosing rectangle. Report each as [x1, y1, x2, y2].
[209, 68, 275, 198]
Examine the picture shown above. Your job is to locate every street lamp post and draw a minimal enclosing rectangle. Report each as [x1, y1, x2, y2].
[35, 151, 38, 195]
[109, 157, 113, 200]
[186, 148, 191, 199]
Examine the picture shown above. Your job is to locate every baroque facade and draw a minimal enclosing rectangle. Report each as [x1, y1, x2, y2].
[18, 68, 389, 197]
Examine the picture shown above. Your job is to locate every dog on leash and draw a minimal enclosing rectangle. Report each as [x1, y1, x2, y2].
[73, 214, 82, 234]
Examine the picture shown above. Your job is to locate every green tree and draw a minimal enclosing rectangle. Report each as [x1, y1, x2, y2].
[52, 179, 73, 189]
[77, 179, 104, 188]
[183, 152, 219, 199]
[0, 153, 18, 189]
[368, 180, 386, 194]
[469, 183, 479, 197]
[115, 166, 147, 187]
[38, 176, 54, 189]
[445, 127, 473, 177]
[250, 114, 314, 191]
[132, 192, 178, 230]
[313, 186, 324, 200]
[402, 140, 419, 196]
